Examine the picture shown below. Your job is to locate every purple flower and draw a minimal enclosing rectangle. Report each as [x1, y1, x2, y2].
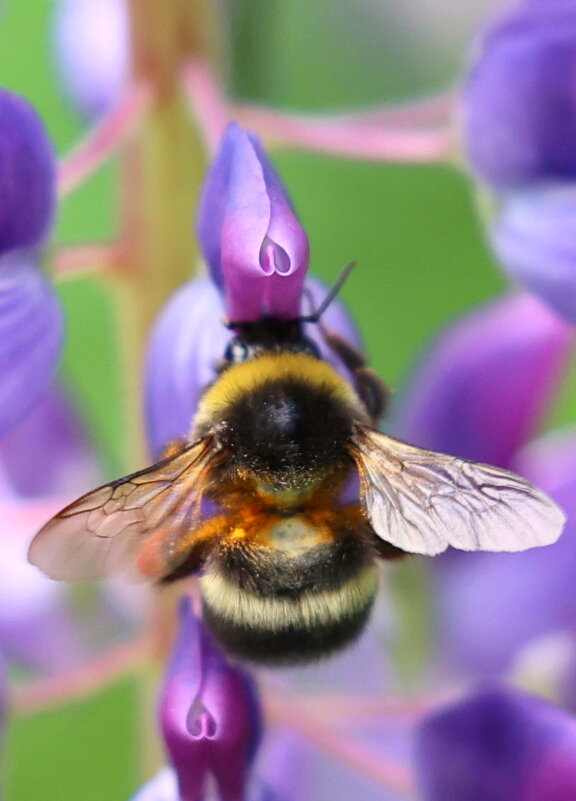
[395, 292, 576, 676]
[434, 428, 576, 677]
[0, 90, 55, 251]
[159, 599, 261, 801]
[145, 276, 361, 457]
[395, 292, 571, 467]
[463, 2, 576, 189]
[491, 186, 576, 324]
[0, 256, 63, 438]
[415, 686, 576, 801]
[197, 123, 310, 323]
[53, 0, 128, 119]
[0, 89, 62, 437]
[0, 385, 103, 674]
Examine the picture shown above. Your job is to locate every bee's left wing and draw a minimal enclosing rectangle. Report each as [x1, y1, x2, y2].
[352, 428, 566, 555]
[28, 437, 219, 582]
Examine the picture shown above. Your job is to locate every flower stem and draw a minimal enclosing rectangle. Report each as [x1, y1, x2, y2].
[110, 0, 219, 782]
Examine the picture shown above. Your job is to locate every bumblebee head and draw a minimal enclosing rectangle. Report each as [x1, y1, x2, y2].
[224, 317, 320, 365]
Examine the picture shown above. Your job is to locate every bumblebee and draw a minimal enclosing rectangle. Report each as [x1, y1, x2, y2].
[29, 309, 565, 665]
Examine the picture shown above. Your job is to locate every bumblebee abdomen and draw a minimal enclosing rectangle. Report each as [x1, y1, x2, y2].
[200, 562, 379, 665]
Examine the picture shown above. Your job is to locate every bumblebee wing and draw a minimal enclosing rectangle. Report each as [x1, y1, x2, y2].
[352, 428, 566, 556]
[28, 437, 217, 582]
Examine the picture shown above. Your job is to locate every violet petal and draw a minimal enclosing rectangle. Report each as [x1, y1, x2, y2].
[0, 90, 55, 252]
[159, 599, 261, 801]
[53, 0, 128, 119]
[0, 498, 90, 673]
[463, 2, 576, 188]
[491, 185, 576, 324]
[145, 276, 361, 458]
[197, 123, 309, 322]
[415, 686, 576, 801]
[394, 292, 571, 468]
[0, 253, 63, 438]
[433, 428, 576, 676]
[0, 383, 101, 498]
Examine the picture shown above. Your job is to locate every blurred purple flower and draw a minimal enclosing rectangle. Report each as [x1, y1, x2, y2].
[53, 0, 128, 119]
[395, 291, 571, 467]
[435, 428, 576, 677]
[145, 276, 361, 457]
[0, 256, 63, 439]
[197, 123, 309, 323]
[491, 186, 576, 324]
[0, 88, 62, 437]
[396, 292, 576, 676]
[159, 598, 261, 801]
[0, 385, 102, 674]
[463, 1, 576, 189]
[415, 686, 576, 801]
[0, 89, 55, 251]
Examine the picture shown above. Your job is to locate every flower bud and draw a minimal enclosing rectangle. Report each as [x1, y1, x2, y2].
[197, 123, 310, 323]
[159, 599, 261, 801]
[464, 2, 576, 188]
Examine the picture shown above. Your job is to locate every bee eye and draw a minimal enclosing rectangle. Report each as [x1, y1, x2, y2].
[224, 338, 250, 363]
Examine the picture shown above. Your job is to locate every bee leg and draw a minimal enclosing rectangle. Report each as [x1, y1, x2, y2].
[322, 329, 390, 422]
[160, 438, 189, 460]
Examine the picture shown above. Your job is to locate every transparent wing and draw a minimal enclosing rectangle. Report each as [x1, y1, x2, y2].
[352, 428, 566, 556]
[28, 438, 217, 582]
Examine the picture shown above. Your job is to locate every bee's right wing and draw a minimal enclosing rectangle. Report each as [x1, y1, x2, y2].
[28, 437, 219, 582]
[352, 428, 566, 556]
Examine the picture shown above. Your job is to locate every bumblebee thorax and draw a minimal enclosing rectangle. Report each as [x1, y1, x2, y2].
[194, 353, 367, 487]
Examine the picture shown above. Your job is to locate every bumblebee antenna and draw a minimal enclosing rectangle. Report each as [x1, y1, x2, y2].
[299, 261, 357, 324]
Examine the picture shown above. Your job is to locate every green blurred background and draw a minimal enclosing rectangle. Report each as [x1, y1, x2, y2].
[2, 1, 568, 799]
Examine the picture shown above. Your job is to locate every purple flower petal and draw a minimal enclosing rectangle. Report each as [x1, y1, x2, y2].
[145, 276, 361, 457]
[0, 89, 55, 252]
[0, 253, 63, 438]
[159, 598, 261, 801]
[0, 383, 101, 498]
[433, 428, 576, 677]
[463, 2, 576, 188]
[0, 497, 90, 673]
[394, 292, 571, 468]
[53, 0, 128, 119]
[197, 123, 309, 322]
[491, 186, 576, 324]
[415, 686, 576, 801]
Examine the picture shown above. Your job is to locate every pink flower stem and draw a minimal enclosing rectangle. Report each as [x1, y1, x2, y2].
[234, 103, 456, 163]
[274, 689, 458, 721]
[53, 244, 119, 280]
[58, 81, 154, 197]
[12, 635, 151, 717]
[181, 59, 230, 153]
[266, 695, 414, 796]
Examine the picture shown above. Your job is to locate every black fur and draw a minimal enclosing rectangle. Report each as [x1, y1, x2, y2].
[202, 592, 375, 666]
[212, 532, 372, 598]
[215, 378, 355, 489]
